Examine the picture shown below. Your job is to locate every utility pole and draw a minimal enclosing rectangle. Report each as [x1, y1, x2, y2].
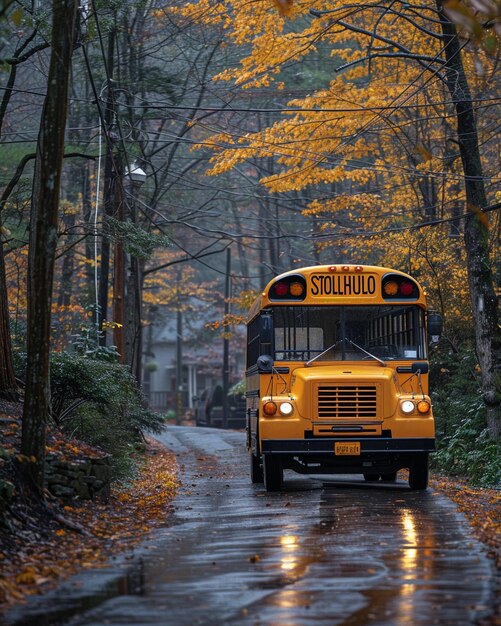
[142, 304, 157, 400]
[176, 308, 183, 424]
[112, 176, 125, 363]
[222, 248, 231, 428]
[258, 201, 266, 287]
[174, 268, 184, 423]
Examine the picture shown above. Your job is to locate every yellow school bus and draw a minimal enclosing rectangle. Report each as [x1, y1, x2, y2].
[246, 264, 443, 491]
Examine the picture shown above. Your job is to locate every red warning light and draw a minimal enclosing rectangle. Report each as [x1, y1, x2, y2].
[274, 282, 289, 296]
[399, 281, 414, 296]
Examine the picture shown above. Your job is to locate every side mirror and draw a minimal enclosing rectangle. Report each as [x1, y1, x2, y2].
[259, 313, 272, 343]
[257, 355, 273, 373]
[428, 312, 443, 343]
[411, 362, 429, 374]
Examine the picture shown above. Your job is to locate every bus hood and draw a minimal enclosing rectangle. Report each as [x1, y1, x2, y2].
[290, 364, 398, 421]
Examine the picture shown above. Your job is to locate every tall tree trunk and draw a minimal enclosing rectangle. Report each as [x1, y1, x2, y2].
[125, 252, 144, 384]
[81, 161, 96, 311]
[0, 241, 17, 399]
[57, 211, 76, 309]
[123, 180, 144, 381]
[436, 0, 500, 439]
[0, 32, 48, 401]
[112, 170, 125, 361]
[98, 27, 117, 342]
[22, 0, 78, 492]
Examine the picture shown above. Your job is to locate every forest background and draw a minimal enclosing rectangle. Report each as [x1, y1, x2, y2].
[0, 0, 499, 496]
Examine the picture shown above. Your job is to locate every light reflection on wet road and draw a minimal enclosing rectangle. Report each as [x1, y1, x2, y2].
[5, 426, 495, 625]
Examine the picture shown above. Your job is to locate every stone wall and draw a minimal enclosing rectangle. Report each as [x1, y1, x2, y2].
[45, 453, 111, 502]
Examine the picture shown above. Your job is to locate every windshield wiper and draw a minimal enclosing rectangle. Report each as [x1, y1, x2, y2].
[305, 338, 386, 367]
[305, 340, 343, 366]
[344, 338, 386, 366]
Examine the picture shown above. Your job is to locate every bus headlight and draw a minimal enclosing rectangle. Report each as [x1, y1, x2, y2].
[279, 402, 294, 416]
[401, 400, 415, 414]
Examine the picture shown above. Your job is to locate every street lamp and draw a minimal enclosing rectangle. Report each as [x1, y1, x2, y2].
[124, 160, 147, 189]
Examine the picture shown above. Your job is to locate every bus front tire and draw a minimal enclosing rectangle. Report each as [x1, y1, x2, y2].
[250, 452, 264, 483]
[263, 454, 283, 492]
[409, 456, 429, 490]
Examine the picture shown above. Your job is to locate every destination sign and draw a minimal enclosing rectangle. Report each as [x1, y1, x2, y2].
[310, 273, 377, 297]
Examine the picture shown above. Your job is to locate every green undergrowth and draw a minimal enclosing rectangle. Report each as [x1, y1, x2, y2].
[14, 351, 164, 481]
[429, 346, 500, 487]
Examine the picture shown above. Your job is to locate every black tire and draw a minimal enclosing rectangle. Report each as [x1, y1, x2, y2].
[409, 455, 429, 490]
[380, 472, 397, 482]
[250, 452, 264, 483]
[363, 473, 380, 482]
[263, 454, 283, 492]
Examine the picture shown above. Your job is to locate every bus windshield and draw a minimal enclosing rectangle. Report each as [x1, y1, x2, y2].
[272, 305, 427, 362]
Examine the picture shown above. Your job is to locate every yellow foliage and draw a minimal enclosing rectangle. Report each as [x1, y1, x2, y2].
[156, 0, 499, 332]
[143, 250, 218, 310]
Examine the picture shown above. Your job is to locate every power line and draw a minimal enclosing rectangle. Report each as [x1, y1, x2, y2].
[0, 84, 500, 113]
[315, 203, 501, 240]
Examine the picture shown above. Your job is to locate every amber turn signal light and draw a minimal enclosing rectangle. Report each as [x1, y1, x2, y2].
[289, 282, 304, 297]
[263, 401, 278, 416]
[383, 281, 399, 296]
[417, 400, 431, 414]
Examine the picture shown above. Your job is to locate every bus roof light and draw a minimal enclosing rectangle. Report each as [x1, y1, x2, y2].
[383, 281, 399, 296]
[355, 265, 363, 272]
[328, 266, 337, 272]
[399, 281, 414, 296]
[382, 274, 418, 299]
[289, 282, 304, 297]
[269, 275, 307, 300]
[274, 282, 289, 296]
[342, 265, 350, 271]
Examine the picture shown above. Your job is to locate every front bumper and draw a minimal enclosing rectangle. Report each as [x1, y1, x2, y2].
[261, 437, 434, 475]
[261, 437, 435, 455]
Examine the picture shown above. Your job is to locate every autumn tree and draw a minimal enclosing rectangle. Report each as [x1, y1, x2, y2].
[82, 2, 228, 377]
[21, 0, 79, 491]
[0, 7, 51, 399]
[99, 5, 263, 377]
[435, 0, 499, 438]
[175, 0, 500, 438]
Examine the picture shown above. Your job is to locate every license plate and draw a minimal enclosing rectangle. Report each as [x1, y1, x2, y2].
[335, 442, 361, 455]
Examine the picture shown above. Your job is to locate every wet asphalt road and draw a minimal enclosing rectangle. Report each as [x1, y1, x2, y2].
[5, 425, 496, 626]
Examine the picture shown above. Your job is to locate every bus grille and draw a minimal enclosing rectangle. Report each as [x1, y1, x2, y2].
[317, 385, 378, 419]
